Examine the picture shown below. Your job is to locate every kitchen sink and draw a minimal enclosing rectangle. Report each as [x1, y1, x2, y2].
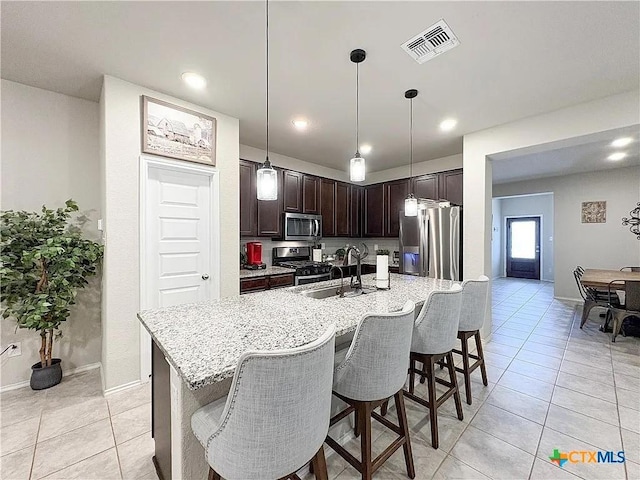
[298, 284, 375, 299]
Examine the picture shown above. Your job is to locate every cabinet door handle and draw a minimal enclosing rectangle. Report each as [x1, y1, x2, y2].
[202, 274, 210, 280]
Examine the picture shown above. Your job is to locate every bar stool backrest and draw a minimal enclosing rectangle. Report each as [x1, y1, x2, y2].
[458, 276, 490, 332]
[205, 325, 336, 480]
[411, 285, 463, 355]
[333, 301, 416, 402]
[621, 266, 640, 272]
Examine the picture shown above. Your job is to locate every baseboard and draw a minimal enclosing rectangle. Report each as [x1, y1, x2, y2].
[0, 362, 102, 393]
[104, 379, 142, 396]
[554, 296, 582, 304]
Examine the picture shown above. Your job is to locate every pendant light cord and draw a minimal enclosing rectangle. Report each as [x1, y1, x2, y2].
[356, 62, 359, 154]
[265, 0, 269, 161]
[410, 97, 413, 189]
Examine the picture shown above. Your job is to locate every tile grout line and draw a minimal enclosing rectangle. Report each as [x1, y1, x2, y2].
[106, 398, 125, 480]
[28, 408, 45, 480]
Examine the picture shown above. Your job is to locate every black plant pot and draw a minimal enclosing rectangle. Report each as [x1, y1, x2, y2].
[30, 358, 62, 390]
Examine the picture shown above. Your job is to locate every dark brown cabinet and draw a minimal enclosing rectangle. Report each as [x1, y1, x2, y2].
[239, 160, 257, 237]
[335, 182, 350, 237]
[411, 174, 439, 201]
[257, 168, 283, 237]
[384, 179, 409, 237]
[283, 170, 303, 212]
[320, 178, 336, 237]
[303, 175, 320, 214]
[439, 169, 463, 205]
[240, 273, 294, 294]
[364, 183, 385, 237]
[350, 185, 363, 238]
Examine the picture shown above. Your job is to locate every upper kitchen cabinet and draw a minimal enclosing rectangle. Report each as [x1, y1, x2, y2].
[364, 183, 385, 237]
[302, 175, 320, 214]
[320, 178, 336, 237]
[439, 169, 463, 205]
[239, 160, 257, 237]
[335, 182, 351, 237]
[257, 168, 283, 237]
[384, 179, 409, 237]
[350, 185, 363, 238]
[411, 174, 439, 201]
[283, 170, 303, 212]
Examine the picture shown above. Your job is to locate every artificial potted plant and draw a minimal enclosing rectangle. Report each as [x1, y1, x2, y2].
[0, 200, 103, 390]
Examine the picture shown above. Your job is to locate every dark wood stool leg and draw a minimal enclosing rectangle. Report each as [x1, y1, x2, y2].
[409, 358, 416, 394]
[474, 331, 488, 386]
[311, 445, 329, 480]
[209, 467, 221, 480]
[446, 352, 464, 421]
[380, 398, 389, 417]
[460, 334, 473, 405]
[360, 402, 373, 480]
[354, 408, 361, 437]
[394, 390, 416, 479]
[425, 356, 439, 449]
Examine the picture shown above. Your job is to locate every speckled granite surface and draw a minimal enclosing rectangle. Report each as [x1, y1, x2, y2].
[138, 273, 455, 391]
[239, 266, 296, 279]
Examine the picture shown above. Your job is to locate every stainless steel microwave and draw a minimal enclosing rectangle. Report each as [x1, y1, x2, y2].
[283, 213, 322, 241]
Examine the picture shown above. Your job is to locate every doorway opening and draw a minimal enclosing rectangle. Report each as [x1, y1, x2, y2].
[506, 216, 541, 280]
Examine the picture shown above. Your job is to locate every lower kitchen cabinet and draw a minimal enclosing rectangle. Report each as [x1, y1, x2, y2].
[240, 273, 294, 294]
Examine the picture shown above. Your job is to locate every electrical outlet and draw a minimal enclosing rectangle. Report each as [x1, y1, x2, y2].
[8, 342, 21, 357]
[374, 244, 379, 251]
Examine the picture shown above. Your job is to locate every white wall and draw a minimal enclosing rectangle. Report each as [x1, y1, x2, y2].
[491, 198, 502, 279]
[497, 194, 554, 282]
[100, 76, 239, 391]
[1, 80, 102, 388]
[494, 167, 640, 299]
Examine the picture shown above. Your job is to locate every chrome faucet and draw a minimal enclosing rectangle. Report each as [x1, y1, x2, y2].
[329, 265, 345, 297]
[344, 245, 363, 290]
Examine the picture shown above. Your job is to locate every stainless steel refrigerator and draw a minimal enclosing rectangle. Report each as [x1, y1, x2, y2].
[399, 201, 462, 281]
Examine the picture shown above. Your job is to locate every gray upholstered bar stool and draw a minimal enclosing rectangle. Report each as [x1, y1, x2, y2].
[404, 285, 463, 450]
[452, 275, 490, 405]
[191, 325, 336, 480]
[325, 301, 416, 480]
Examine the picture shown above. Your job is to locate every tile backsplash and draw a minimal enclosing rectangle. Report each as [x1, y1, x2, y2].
[241, 237, 399, 265]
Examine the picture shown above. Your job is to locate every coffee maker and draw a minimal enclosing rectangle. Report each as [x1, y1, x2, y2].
[245, 242, 266, 270]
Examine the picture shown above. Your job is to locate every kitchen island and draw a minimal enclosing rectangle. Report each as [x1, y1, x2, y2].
[138, 273, 456, 480]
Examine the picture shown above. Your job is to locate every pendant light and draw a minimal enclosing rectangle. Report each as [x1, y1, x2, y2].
[256, 0, 278, 201]
[404, 89, 418, 216]
[349, 49, 366, 182]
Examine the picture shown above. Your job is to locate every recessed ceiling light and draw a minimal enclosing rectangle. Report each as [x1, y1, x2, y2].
[611, 137, 633, 148]
[292, 119, 308, 130]
[608, 152, 627, 161]
[439, 118, 457, 132]
[181, 72, 207, 89]
[360, 144, 372, 155]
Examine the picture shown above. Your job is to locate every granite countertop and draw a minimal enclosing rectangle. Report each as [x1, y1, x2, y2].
[239, 266, 296, 279]
[329, 259, 400, 268]
[138, 273, 455, 391]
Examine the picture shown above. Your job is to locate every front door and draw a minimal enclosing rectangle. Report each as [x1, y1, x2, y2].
[506, 217, 540, 280]
[140, 158, 218, 380]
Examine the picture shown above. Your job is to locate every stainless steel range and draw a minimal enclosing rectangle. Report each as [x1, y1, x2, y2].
[272, 246, 331, 286]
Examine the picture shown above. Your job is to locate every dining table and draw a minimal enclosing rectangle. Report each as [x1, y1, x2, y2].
[580, 269, 640, 289]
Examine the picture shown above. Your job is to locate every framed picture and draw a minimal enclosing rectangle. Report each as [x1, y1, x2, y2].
[141, 96, 216, 166]
[581, 201, 606, 223]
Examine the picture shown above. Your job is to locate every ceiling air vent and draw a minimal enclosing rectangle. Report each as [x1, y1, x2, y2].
[401, 19, 459, 64]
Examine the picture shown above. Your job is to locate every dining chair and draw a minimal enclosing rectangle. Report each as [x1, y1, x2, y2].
[607, 280, 640, 342]
[191, 325, 336, 480]
[574, 268, 608, 328]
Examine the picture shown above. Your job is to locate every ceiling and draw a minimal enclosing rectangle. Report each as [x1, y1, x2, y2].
[492, 125, 640, 184]
[2, 2, 639, 173]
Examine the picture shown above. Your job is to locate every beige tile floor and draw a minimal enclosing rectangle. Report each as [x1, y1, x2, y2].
[1, 278, 639, 479]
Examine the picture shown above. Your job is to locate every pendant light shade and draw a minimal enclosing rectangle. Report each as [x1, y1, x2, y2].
[349, 49, 366, 182]
[350, 153, 366, 182]
[404, 89, 418, 216]
[257, 0, 278, 201]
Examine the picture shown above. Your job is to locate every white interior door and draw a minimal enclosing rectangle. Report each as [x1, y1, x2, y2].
[140, 157, 219, 381]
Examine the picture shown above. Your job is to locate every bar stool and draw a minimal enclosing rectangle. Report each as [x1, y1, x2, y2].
[452, 276, 490, 405]
[325, 301, 416, 480]
[405, 285, 464, 450]
[191, 325, 336, 480]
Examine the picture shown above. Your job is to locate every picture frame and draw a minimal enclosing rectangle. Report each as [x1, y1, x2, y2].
[141, 96, 216, 166]
[581, 201, 606, 223]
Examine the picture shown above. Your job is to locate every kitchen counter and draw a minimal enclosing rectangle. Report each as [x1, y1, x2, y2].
[238, 265, 295, 278]
[138, 273, 454, 391]
[328, 259, 400, 268]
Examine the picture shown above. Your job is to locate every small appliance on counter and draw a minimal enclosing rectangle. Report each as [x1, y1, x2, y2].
[272, 246, 331, 285]
[245, 242, 266, 270]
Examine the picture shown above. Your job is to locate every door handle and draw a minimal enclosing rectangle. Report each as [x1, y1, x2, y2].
[202, 274, 210, 280]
